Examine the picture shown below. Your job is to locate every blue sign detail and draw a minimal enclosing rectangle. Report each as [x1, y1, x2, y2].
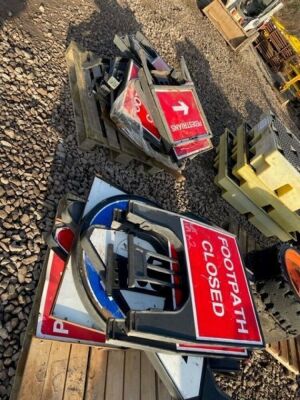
[83, 199, 130, 318]
[84, 254, 124, 318]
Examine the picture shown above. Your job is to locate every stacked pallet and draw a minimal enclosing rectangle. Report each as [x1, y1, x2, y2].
[267, 338, 300, 375]
[10, 339, 174, 400]
[66, 32, 213, 180]
[214, 113, 300, 242]
[66, 42, 182, 180]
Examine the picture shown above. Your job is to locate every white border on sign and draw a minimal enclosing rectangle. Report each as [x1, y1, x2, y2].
[83, 178, 124, 217]
[176, 344, 248, 356]
[156, 352, 204, 399]
[180, 217, 264, 346]
[36, 249, 106, 345]
[153, 87, 211, 143]
[36, 249, 54, 339]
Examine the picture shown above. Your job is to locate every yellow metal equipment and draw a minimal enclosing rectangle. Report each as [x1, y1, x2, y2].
[272, 17, 300, 98]
[272, 17, 300, 54]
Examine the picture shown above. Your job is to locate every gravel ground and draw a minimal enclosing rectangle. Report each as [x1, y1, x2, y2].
[0, 0, 300, 398]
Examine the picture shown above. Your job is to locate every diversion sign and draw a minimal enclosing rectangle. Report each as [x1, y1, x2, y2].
[181, 219, 264, 347]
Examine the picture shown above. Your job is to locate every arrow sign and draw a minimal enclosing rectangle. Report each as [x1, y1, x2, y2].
[155, 88, 210, 143]
[172, 101, 189, 116]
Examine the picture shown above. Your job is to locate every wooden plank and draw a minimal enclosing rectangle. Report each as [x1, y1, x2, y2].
[295, 335, 300, 358]
[117, 133, 182, 178]
[76, 50, 108, 146]
[267, 338, 300, 375]
[63, 344, 89, 400]
[280, 340, 289, 363]
[40, 341, 71, 400]
[124, 350, 141, 400]
[156, 374, 172, 400]
[65, 45, 96, 151]
[85, 348, 108, 400]
[69, 76, 94, 150]
[17, 338, 52, 400]
[10, 250, 50, 400]
[287, 338, 300, 374]
[140, 352, 156, 400]
[100, 113, 120, 151]
[268, 341, 280, 356]
[105, 350, 125, 400]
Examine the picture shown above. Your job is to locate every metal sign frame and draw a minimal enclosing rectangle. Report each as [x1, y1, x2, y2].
[138, 55, 212, 148]
[106, 318, 248, 358]
[147, 353, 230, 400]
[120, 201, 264, 348]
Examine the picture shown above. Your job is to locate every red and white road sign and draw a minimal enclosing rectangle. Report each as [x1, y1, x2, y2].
[177, 343, 248, 357]
[155, 88, 210, 143]
[174, 137, 212, 160]
[127, 60, 139, 81]
[36, 227, 106, 344]
[122, 81, 161, 142]
[181, 219, 263, 346]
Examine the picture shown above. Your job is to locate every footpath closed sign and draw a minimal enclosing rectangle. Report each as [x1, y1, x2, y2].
[181, 219, 264, 347]
[154, 87, 211, 143]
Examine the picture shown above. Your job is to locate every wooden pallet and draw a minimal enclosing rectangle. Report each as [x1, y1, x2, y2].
[66, 41, 185, 181]
[10, 339, 173, 400]
[9, 247, 174, 399]
[266, 338, 300, 375]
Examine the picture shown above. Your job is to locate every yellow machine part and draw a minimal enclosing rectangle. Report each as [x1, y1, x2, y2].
[272, 17, 300, 55]
[271, 17, 300, 96]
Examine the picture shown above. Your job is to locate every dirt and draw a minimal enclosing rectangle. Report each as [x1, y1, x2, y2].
[0, 0, 300, 399]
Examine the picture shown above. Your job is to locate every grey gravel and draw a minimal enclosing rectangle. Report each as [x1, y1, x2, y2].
[0, 0, 299, 399]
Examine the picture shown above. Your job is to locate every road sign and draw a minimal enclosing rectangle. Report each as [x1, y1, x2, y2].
[181, 219, 263, 346]
[37, 232, 106, 344]
[176, 343, 248, 357]
[117, 81, 212, 159]
[116, 80, 161, 144]
[126, 59, 139, 82]
[148, 352, 205, 400]
[113, 201, 263, 349]
[154, 87, 211, 143]
[173, 137, 213, 160]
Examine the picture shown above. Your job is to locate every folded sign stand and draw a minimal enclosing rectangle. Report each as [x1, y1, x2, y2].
[37, 177, 264, 400]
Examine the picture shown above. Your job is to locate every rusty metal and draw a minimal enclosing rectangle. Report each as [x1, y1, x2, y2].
[255, 22, 295, 71]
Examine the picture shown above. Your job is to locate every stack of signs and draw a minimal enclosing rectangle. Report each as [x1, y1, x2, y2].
[92, 32, 213, 164]
[37, 177, 264, 400]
